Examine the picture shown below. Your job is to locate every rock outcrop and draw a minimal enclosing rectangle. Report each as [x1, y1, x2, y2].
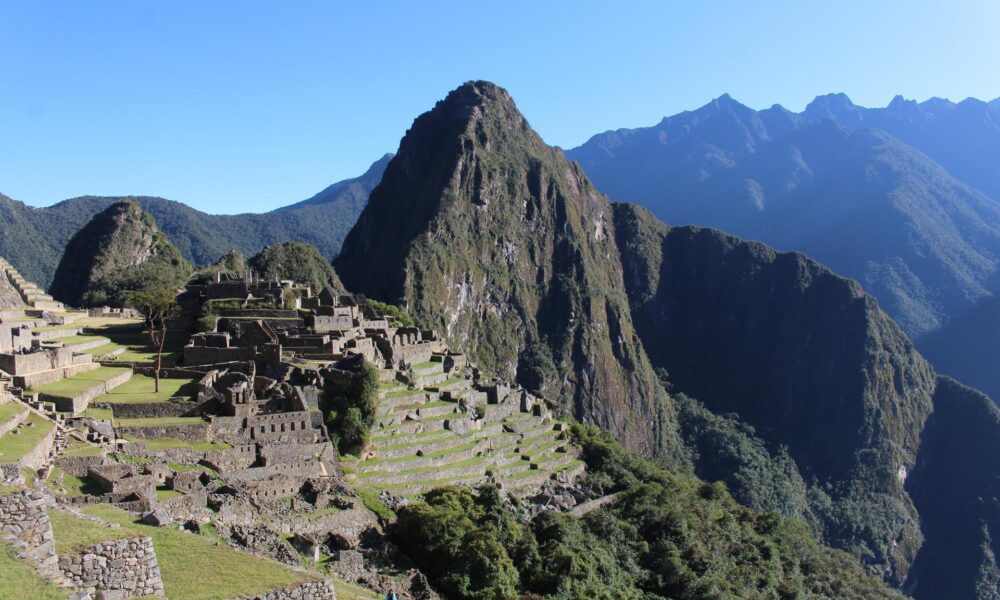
[49, 201, 191, 307]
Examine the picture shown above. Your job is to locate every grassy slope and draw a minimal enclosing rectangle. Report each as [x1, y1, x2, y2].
[97, 375, 199, 404]
[27, 366, 131, 399]
[82, 504, 317, 600]
[0, 543, 66, 600]
[0, 413, 53, 464]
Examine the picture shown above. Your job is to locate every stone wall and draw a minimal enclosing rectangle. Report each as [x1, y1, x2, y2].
[0, 403, 28, 437]
[45, 368, 132, 414]
[18, 361, 99, 389]
[54, 454, 107, 477]
[58, 535, 165, 599]
[99, 397, 219, 419]
[183, 345, 257, 366]
[16, 419, 56, 471]
[115, 422, 210, 442]
[0, 489, 58, 576]
[247, 410, 315, 444]
[237, 579, 335, 599]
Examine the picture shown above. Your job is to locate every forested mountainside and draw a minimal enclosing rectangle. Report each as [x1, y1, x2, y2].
[0, 153, 389, 288]
[918, 296, 1000, 403]
[334, 81, 1000, 598]
[566, 95, 1000, 341]
[49, 201, 191, 307]
[336, 81, 675, 459]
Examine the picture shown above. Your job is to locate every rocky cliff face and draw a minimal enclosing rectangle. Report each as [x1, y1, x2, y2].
[906, 377, 1000, 599]
[336, 82, 675, 457]
[613, 201, 941, 585]
[49, 201, 191, 307]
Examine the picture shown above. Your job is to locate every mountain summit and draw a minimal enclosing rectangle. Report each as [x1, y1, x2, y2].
[336, 81, 675, 457]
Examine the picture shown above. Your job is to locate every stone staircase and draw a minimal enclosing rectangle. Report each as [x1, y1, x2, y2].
[0, 258, 63, 311]
[350, 363, 584, 497]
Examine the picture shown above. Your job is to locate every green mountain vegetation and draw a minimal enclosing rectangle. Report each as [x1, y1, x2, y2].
[0, 153, 389, 288]
[392, 425, 903, 600]
[333, 81, 1000, 598]
[49, 201, 191, 307]
[613, 203, 936, 586]
[248, 241, 345, 294]
[336, 81, 676, 458]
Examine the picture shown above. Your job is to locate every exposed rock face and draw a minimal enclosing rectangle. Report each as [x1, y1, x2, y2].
[906, 377, 1000, 599]
[49, 201, 191, 307]
[336, 81, 674, 457]
[612, 202, 939, 585]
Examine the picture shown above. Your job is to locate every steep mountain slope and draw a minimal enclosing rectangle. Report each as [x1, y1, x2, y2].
[336, 81, 675, 457]
[49, 201, 191, 307]
[335, 82, 1000, 595]
[907, 377, 1000, 599]
[567, 96, 1000, 339]
[613, 202, 936, 584]
[249, 242, 345, 295]
[0, 154, 389, 288]
[803, 93, 1000, 202]
[917, 296, 1000, 405]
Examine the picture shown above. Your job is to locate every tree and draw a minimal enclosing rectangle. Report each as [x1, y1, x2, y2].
[128, 287, 179, 393]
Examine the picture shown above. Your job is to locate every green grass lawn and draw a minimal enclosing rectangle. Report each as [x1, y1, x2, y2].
[82, 504, 319, 600]
[82, 407, 113, 421]
[48, 507, 137, 554]
[62, 437, 103, 457]
[115, 416, 205, 428]
[80, 321, 182, 366]
[51, 334, 108, 346]
[156, 488, 182, 500]
[96, 375, 199, 404]
[0, 413, 53, 464]
[0, 401, 27, 426]
[46, 467, 99, 497]
[27, 366, 131, 400]
[124, 435, 230, 451]
[411, 360, 441, 370]
[0, 543, 66, 600]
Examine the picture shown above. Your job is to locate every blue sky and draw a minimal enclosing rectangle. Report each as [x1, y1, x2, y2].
[1, 1, 998, 214]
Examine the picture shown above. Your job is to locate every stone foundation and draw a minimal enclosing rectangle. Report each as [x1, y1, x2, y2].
[58, 535, 165, 599]
[237, 579, 336, 599]
[0, 489, 58, 576]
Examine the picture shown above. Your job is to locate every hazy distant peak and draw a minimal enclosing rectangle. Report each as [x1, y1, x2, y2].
[802, 93, 859, 121]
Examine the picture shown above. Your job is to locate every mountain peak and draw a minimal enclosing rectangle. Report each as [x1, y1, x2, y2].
[803, 93, 859, 121]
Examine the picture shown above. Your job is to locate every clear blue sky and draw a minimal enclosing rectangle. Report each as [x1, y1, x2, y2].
[2, 1, 998, 214]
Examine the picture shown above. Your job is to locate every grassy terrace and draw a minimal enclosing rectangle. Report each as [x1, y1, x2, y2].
[96, 375, 199, 404]
[51, 334, 108, 346]
[0, 543, 66, 600]
[80, 320, 182, 366]
[124, 435, 229, 451]
[47, 507, 136, 554]
[411, 360, 441, 370]
[26, 366, 131, 399]
[82, 504, 319, 600]
[0, 413, 53, 464]
[115, 416, 205, 428]
[0, 401, 27, 425]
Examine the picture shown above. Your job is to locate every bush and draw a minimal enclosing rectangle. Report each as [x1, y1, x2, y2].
[324, 360, 379, 455]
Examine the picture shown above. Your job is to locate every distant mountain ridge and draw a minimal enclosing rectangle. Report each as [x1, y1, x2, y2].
[567, 93, 1000, 338]
[0, 154, 391, 289]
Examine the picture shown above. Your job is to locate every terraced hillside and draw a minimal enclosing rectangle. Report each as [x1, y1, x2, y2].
[348, 359, 584, 497]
